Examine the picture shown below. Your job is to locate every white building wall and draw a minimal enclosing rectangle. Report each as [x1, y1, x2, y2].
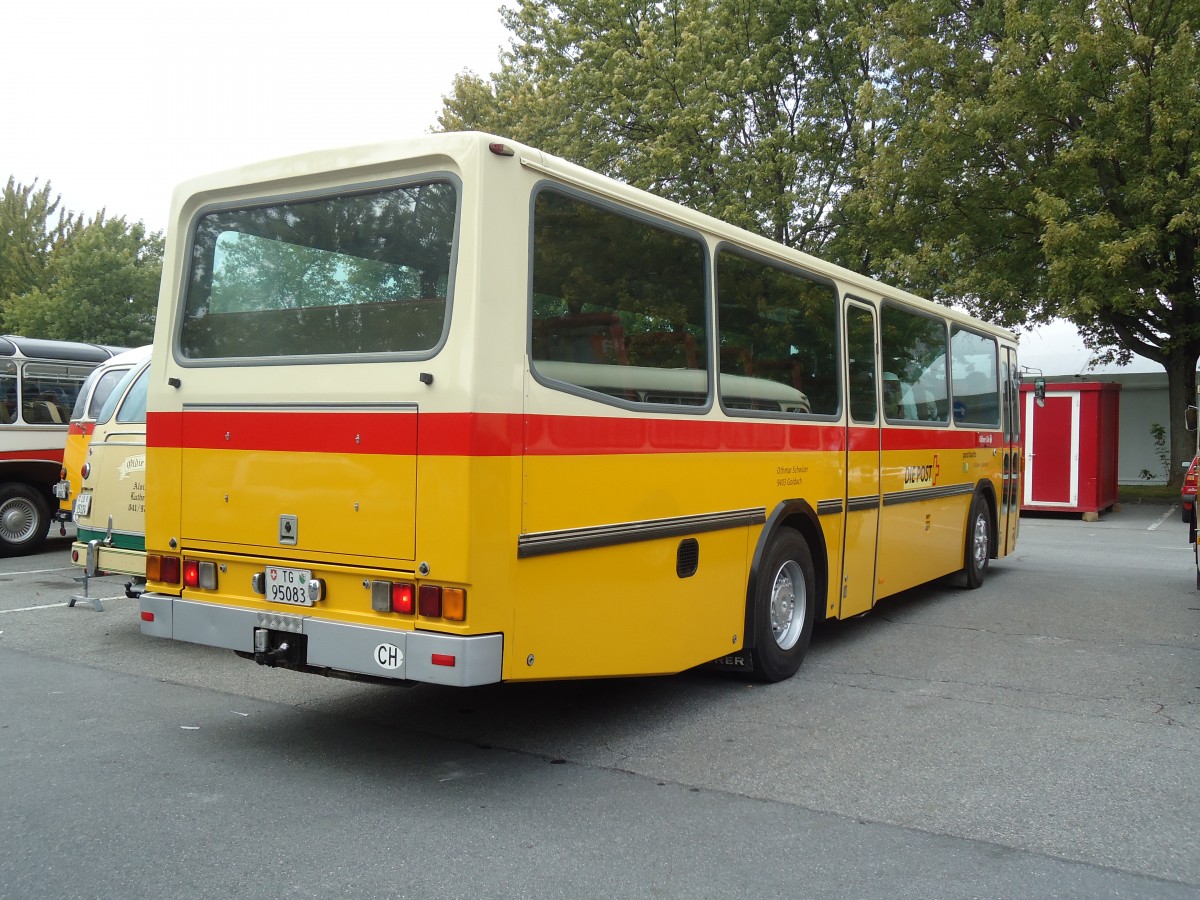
[1115, 379, 1171, 484]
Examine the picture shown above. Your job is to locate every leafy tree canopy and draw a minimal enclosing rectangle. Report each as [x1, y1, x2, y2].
[848, 0, 1200, 476]
[440, 0, 882, 251]
[0, 177, 82, 301]
[1, 179, 163, 346]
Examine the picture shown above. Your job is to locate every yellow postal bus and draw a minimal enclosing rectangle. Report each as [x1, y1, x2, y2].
[0, 335, 124, 555]
[140, 133, 1021, 686]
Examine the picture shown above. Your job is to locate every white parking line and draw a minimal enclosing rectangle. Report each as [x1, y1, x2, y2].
[1147, 506, 1178, 531]
[1, 566, 77, 576]
[1, 596, 127, 613]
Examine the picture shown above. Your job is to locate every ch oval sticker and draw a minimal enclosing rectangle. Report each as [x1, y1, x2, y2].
[374, 643, 403, 670]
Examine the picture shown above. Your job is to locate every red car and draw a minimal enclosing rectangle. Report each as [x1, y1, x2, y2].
[1183, 455, 1200, 537]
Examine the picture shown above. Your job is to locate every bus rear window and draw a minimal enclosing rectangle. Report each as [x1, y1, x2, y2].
[179, 180, 457, 360]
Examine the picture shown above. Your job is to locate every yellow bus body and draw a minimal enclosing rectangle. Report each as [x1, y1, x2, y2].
[140, 133, 1021, 686]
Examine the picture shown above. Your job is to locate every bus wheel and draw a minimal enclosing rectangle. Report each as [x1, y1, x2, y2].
[963, 493, 991, 590]
[751, 527, 816, 683]
[0, 484, 50, 556]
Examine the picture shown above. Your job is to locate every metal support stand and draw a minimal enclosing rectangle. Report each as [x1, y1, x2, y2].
[68, 569, 104, 611]
[67, 539, 104, 611]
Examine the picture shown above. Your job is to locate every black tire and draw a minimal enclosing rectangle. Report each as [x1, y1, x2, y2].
[750, 527, 816, 683]
[0, 483, 50, 556]
[963, 493, 991, 590]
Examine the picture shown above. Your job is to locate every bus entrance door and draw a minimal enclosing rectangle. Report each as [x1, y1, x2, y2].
[999, 348, 1021, 555]
[840, 302, 881, 618]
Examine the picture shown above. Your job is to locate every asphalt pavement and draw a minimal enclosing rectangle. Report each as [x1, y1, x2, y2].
[1, 503, 1196, 899]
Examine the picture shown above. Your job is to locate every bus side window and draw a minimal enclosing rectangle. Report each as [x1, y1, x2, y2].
[950, 326, 1000, 427]
[716, 248, 839, 417]
[529, 188, 708, 406]
[881, 304, 949, 424]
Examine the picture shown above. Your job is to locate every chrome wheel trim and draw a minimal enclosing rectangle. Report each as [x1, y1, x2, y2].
[769, 559, 806, 651]
[0, 496, 38, 545]
[972, 511, 989, 571]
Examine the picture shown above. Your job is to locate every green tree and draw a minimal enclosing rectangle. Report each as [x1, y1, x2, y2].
[439, 0, 881, 252]
[3, 214, 163, 346]
[0, 178, 82, 307]
[847, 0, 1200, 482]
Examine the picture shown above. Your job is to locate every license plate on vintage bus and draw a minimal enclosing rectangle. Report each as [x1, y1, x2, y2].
[265, 565, 314, 606]
[74, 493, 92, 518]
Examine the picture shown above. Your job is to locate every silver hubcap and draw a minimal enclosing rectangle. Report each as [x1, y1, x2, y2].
[0, 497, 38, 545]
[769, 560, 806, 650]
[972, 512, 989, 570]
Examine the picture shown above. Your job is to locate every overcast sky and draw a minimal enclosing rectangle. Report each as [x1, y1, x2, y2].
[4, 0, 510, 231]
[2, 0, 1156, 376]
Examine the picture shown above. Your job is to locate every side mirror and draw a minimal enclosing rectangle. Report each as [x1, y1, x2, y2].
[1187, 406, 1197, 432]
[1034, 377, 1046, 408]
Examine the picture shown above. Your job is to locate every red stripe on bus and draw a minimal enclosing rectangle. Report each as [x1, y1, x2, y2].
[68, 422, 96, 436]
[156, 409, 419, 454]
[0, 449, 64, 463]
[882, 428, 997, 451]
[149, 411, 862, 456]
[148, 410, 1001, 456]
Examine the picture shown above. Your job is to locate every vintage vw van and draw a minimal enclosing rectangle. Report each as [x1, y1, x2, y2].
[54, 345, 151, 522]
[71, 353, 150, 591]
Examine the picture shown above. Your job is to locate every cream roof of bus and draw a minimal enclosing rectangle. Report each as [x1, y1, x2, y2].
[167, 131, 1017, 347]
[70, 345, 152, 422]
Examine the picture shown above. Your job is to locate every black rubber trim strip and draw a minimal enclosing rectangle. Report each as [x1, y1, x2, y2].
[518, 508, 767, 559]
[845, 495, 881, 512]
[882, 483, 975, 506]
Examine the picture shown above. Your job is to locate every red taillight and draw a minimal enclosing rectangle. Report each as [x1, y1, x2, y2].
[59, 466, 67, 479]
[80, 462, 91, 480]
[431, 653, 456, 668]
[418, 584, 441, 618]
[140, 611, 155, 622]
[391, 582, 415, 614]
[183, 559, 200, 587]
[148, 554, 181, 585]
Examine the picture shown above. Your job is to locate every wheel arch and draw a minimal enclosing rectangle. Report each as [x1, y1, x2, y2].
[743, 499, 829, 650]
[0, 459, 61, 499]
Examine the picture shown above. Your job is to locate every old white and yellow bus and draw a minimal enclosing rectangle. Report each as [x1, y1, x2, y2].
[0, 335, 124, 555]
[139, 132, 1021, 686]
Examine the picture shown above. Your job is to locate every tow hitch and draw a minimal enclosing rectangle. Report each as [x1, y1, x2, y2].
[253, 627, 307, 668]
